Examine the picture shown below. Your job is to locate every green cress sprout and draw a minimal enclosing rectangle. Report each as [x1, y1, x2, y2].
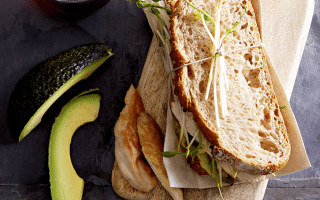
[220, 4, 247, 41]
[131, 0, 172, 15]
[184, 0, 216, 28]
[160, 132, 203, 160]
[188, 0, 247, 128]
[210, 159, 225, 200]
[279, 105, 286, 110]
[130, 0, 171, 29]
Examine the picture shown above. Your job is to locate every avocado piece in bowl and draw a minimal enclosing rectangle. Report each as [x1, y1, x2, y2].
[49, 90, 101, 200]
[7, 43, 113, 141]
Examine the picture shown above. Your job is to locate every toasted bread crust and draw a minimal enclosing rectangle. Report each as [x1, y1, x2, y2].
[168, 0, 290, 174]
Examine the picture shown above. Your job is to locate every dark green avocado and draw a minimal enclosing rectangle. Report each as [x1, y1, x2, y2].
[7, 43, 113, 142]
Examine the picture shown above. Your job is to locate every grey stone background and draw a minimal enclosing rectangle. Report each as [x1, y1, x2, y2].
[0, 0, 319, 199]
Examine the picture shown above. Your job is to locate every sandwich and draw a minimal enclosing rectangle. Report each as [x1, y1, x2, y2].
[166, 0, 290, 178]
[112, 0, 291, 198]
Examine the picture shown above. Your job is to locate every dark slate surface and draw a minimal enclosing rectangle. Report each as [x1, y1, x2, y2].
[0, 0, 319, 199]
[0, 0, 152, 199]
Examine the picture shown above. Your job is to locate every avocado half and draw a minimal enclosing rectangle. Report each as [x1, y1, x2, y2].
[49, 91, 101, 200]
[7, 43, 113, 141]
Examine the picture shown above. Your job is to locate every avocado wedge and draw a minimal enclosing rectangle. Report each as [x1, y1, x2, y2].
[49, 91, 101, 200]
[7, 43, 113, 141]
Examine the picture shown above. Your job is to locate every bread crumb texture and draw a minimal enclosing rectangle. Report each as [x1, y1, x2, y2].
[169, 0, 290, 174]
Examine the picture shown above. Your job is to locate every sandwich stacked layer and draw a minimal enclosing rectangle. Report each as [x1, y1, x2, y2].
[169, 0, 291, 175]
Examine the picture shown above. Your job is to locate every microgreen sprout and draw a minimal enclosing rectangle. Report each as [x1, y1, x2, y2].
[132, 0, 172, 15]
[200, 14, 218, 49]
[221, 4, 247, 42]
[233, 171, 238, 178]
[183, 0, 215, 27]
[160, 133, 203, 160]
[205, 53, 217, 100]
[215, 0, 223, 47]
[136, 0, 169, 28]
[186, 132, 202, 159]
[279, 105, 286, 110]
[177, 112, 189, 152]
[185, 0, 247, 127]
[129, 0, 172, 51]
[213, 55, 221, 127]
[218, 160, 223, 187]
[177, 128, 185, 153]
[210, 158, 225, 200]
[186, 130, 199, 153]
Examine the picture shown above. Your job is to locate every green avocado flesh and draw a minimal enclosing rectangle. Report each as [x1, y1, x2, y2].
[197, 153, 212, 175]
[7, 43, 113, 141]
[49, 93, 101, 200]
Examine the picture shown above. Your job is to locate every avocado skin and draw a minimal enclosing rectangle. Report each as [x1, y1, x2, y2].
[7, 43, 111, 141]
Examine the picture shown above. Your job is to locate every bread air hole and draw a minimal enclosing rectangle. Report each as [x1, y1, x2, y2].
[244, 53, 253, 65]
[233, 31, 239, 37]
[270, 130, 279, 140]
[199, 80, 206, 93]
[258, 130, 268, 138]
[241, 23, 248, 30]
[261, 119, 272, 130]
[264, 108, 271, 122]
[187, 66, 196, 80]
[254, 55, 260, 62]
[274, 108, 279, 117]
[260, 139, 279, 154]
[245, 154, 256, 159]
[242, 68, 261, 88]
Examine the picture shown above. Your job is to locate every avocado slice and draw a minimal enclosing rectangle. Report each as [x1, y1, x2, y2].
[48, 92, 101, 200]
[7, 43, 113, 141]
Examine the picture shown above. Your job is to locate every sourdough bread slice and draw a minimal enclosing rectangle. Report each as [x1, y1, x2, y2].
[168, 0, 290, 174]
